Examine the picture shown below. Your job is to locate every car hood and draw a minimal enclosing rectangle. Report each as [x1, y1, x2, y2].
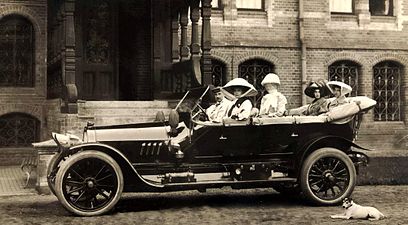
[84, 121, 172, 142]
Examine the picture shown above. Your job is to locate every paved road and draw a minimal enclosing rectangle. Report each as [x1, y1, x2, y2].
[0, 185, 406, 225]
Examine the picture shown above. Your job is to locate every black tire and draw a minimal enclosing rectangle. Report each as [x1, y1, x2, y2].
[55, 151, 124, 216]
[300, 148, 356, 205]
[47, 152, 62, 196]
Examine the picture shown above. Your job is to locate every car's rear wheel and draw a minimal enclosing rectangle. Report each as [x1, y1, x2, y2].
[300, 148, 356, 205]
[55, 151, 123, 216]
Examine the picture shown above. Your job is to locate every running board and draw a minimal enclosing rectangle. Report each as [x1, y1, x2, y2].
[162, 177, 297, 187]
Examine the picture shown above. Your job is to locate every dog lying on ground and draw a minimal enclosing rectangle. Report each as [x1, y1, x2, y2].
[330, 198, 385, 220]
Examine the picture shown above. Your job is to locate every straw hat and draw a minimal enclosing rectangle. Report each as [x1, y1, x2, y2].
[327, 81, 352, 96]
[221, 78, 258, 100]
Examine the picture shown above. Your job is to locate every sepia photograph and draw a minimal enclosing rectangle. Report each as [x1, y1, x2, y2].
[0, 0, 407, 224]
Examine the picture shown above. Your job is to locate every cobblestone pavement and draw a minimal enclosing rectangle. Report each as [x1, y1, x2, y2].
[0, 166, 36, 196]
[0, 185, 407, 225]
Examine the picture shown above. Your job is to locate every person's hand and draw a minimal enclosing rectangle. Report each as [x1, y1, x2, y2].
[315, 79, 328, 88]
[268, 112, 277, 117]
[231, 115, 239, 120]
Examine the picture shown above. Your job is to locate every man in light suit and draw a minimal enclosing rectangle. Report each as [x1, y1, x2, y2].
[206, 87, 232, 123]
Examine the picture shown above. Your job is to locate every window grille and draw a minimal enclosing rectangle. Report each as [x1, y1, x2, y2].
[373, 61, 401, 121]
[0, 113, 40, 147]
[238, 59, 274, 107]
[211, 59, 227, 87]
[328, 61, 359, 96]
[0, 15, 34, 87]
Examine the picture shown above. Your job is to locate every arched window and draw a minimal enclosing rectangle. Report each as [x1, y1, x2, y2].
[373, 61, 402, 121]
[0, 113, 40, 147]
[238, 59, 274, 91]
[328, 60, 360, 96]
[0, 15, 35, 87]
[211, 59, 227, 87]
[238, 59, 274, 107]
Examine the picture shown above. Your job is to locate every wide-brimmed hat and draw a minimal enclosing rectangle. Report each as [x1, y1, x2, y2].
[261, 73, 280, 86]
[327, 81, 352, 96]
[221, 78, 258, 100]
[304, 82, 331, 98]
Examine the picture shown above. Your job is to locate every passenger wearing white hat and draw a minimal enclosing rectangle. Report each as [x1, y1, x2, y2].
[206, 87, 232, 123]
[326, 81, 352, 110]
[221, 78, 258, 121]
[259, 73, 287, 117]
[303, 81, 330, 116]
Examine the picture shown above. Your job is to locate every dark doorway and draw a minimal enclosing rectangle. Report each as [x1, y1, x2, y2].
[75, 0, 153, 101]
[118, 0, 153, 100]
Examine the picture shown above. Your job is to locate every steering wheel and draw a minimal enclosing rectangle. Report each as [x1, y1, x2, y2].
[192, 104, 209, 121]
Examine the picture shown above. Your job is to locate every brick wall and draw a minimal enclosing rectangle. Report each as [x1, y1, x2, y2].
[0, 0, 48, 144]
[205, 0, 408, 149]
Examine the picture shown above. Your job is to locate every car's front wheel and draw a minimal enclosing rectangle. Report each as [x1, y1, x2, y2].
[47, 152, 62, 196]
[55, 150, 124, 216]
[300, 148, 356, 205]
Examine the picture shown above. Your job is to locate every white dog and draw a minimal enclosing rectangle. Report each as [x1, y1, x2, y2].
[330, 198, 385, 220]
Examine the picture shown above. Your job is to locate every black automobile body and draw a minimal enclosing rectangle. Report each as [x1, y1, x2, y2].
[47, 86, 374, 216]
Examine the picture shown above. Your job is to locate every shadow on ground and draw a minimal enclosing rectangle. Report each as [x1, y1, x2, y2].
[115, 189, 308, 213]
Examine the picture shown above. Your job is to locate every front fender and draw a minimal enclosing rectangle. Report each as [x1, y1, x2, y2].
[295, 135, 371, 175]
[67, 143, 165, 191]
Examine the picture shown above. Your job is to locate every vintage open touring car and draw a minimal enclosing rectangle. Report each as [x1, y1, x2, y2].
[46, 86, 376, 216]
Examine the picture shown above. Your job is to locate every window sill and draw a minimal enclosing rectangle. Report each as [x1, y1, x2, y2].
[370, 15, 396, 23]
[237, 9, 266, 18]
[211, 8, 223, 16]
[330, 14, 357, 22]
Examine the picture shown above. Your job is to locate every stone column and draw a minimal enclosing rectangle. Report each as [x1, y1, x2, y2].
[171, 9, 180, 62]
[62, 0, 78, 114]
[179, 7, 190, 61]
[201, 0, 213, 85]
[189, 0, 201, 57]
[33, 140, 59, 195]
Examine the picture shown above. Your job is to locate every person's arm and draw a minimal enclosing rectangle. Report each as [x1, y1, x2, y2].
[206, 105, 216, 119]
[259, 97, 267, 115]
[237, 100, 253, 120]
[275, 95, 287, 117]
[213, 102, 230, 123]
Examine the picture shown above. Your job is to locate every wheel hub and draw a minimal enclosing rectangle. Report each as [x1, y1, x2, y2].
[85, 178, 97, 189]
[323, 171, 336, 183]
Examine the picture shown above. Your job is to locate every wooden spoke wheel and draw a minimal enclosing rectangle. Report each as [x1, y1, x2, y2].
[55, 151, 123, 216]
[300, 148, 356, 205]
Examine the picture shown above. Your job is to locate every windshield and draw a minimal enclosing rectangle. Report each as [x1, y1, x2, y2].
[175, 86, 215, 113]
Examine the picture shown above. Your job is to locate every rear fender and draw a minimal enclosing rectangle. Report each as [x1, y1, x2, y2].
[68, 143, 164, 191]
[294, 135, 370, 176]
